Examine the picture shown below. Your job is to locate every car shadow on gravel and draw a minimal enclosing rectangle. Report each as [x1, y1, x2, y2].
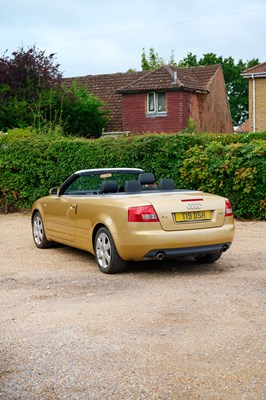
[45, 244, 230, 277]
[124, 258, 230, 276]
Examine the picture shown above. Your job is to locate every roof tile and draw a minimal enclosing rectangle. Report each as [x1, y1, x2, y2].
[243, 62, 266, 74]
[117, 64, 220, 93]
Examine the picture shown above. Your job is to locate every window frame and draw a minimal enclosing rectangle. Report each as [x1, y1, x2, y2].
[147, 92, 167, 115]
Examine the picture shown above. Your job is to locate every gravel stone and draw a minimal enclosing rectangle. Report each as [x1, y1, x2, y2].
[0, 213, 265, 399]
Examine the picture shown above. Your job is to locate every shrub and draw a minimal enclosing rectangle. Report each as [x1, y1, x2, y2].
[0, 47, 109, 137]
[0, 129, 265, 219]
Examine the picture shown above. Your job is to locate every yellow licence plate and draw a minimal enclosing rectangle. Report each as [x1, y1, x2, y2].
[175, 210, 211, 222]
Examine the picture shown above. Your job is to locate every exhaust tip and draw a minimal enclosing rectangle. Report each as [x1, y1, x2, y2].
[222, 245, 229, 252]
[156, 252, 165, 260]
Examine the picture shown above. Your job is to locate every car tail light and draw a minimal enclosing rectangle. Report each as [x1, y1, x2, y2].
[128, 205, 159, 222]
[225, 199, 233, 217]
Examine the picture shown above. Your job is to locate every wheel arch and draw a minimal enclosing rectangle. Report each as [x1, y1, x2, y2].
[31, 207, 44, 224]
[92, 223, 106, 250]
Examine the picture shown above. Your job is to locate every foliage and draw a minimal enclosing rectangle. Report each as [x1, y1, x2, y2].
[0, 46, 108, 137]
[30, 84, 109, 138]
[58, 84, 109, 138]
[141, 48, 164, 70]
[0, 45, 62, 101]
[179, 140, 266, 219]
[0, 129, 265, 219]
[140, 49, 260, 126]
[181, 117, 197, 134]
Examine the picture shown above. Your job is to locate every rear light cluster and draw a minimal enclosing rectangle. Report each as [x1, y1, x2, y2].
[128, 205, 159, 222]
[225, 199, 233, 217]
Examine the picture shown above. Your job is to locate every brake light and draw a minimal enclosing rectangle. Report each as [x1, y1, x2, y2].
[128, 205, 159, 222]
[225, 199, 233, 217]
[181, 198, 203, 202]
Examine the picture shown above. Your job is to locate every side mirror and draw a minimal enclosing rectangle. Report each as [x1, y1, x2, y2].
[49, 186, 60, 196]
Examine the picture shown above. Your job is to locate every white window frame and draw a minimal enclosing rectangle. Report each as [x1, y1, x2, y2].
[147, 92, 166, 114]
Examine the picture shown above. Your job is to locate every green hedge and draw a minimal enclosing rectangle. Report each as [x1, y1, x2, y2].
[0, 129, 265, 219]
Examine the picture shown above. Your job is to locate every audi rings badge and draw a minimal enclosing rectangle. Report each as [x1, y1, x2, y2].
[186, 203, 202, 210]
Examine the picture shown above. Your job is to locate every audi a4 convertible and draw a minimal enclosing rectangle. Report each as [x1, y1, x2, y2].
[31, 168, 235, 274]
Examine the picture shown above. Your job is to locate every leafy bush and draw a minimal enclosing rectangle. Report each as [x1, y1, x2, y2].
[57, 84, 109, 137]
[0, 129, 265, 219]
[179, 140, 266, 219]
[28, 85, 109, 138]
[0, 47, 108, 137]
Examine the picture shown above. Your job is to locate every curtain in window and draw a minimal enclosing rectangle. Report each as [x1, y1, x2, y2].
[148, 93, 155, 112]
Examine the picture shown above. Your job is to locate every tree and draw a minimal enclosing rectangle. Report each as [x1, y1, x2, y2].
[141, 48, 178, 70]
[141, 48, 164, 71]
[0, 45, 62, 101]
[55, 84, 109, 138]
[0, 46, 108, 137]
[0, 46, 62, 131]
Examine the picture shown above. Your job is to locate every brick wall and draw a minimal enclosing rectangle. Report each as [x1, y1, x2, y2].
[195, 67, 233, 133]
[249, 78, 266, 132]
[121, 92, 190, 133]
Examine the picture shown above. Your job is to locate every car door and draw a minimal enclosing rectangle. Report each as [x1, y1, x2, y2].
[44, 194, 76, 242]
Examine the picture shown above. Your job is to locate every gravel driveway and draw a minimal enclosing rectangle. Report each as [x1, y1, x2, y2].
[0, 213, 265, 400]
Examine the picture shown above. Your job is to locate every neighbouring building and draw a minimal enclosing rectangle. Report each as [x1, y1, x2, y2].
[64, 64, 233, 134]
[242, 62, 266, 132]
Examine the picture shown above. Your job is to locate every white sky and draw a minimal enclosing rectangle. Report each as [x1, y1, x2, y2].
[1, 0, 265, 77]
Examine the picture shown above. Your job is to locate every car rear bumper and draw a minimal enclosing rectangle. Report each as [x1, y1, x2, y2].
[113, 222, 235, 261]
[142, 242, 231, 260]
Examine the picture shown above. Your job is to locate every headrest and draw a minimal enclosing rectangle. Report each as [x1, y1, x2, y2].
[138, 173, 155, 185]
[100, 180, 118, 193]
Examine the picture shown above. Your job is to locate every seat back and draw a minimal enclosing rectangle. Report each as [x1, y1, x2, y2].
[124, 180, 142, 193]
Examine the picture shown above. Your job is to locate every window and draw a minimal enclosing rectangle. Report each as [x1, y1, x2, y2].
[63, 171, 142, 195]
[147, 92, 166, 114]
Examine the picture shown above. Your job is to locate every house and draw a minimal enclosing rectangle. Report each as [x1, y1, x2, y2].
[235, 119, 250, 133]
[242, 62, 266, 132]
[64, 64, 233, 134]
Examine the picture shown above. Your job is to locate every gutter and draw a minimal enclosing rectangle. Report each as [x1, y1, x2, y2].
[242, 72, 266, 79]
[252, 74, 256, 133]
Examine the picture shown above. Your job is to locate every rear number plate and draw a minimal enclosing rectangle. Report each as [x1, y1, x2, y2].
[175, 211, 211, 222]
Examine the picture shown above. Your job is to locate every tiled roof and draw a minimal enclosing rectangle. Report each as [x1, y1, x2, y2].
[63, 71, 149, 131]
[236, 119, 250, 133]
[63, 64, 220, 131]
[242, 62, 266, 75]
[118, 64, 220, 93]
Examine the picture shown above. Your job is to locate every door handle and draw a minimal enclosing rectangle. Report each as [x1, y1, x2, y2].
[70, 204, 77, 210]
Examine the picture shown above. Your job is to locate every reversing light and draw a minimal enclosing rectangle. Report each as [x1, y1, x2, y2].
[225, 199, 233, 217]
[128, 205, 159, 222]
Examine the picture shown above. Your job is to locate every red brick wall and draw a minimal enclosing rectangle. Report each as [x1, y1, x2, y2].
[121, 92, 190, 133]
[195, 67, 233, 133]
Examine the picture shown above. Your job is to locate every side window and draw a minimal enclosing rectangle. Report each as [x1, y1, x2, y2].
[147, 92, 166, 114]
[158, 92, 166, 112]
[64, 175, 101, 194]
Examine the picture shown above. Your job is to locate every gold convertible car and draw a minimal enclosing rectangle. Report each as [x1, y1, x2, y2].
[31, 168, 235, 274]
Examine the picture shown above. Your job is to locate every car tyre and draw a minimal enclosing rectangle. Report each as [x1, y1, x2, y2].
[32, 211, 53, 249]
[94, 227, 126, 274]
[194, 252, 222, 264]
